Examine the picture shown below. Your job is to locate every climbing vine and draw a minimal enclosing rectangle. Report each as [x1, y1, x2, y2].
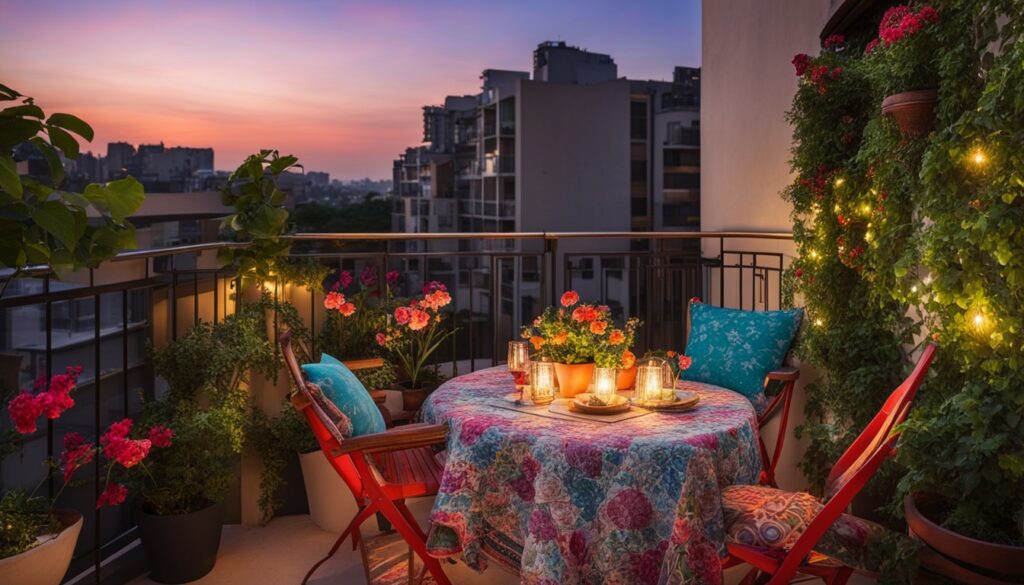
[785, 0, 1024, 548]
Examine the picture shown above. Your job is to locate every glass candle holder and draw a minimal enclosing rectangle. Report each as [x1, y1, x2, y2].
[636, 358, 666, 403]
[593, 367, 617, 403]
[530, 359, 556, 405]
[660, 360, 677, 401]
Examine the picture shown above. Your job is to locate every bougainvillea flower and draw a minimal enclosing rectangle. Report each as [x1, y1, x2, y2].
[8, 392, 44, 434]
[96, 482, 128, 509]
[148, 425, 174, 448]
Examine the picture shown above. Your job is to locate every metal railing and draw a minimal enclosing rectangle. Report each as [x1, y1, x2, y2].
[0, 230, 792, 584]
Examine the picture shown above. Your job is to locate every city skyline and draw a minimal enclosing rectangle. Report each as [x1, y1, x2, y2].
[0, 0, 701, 180]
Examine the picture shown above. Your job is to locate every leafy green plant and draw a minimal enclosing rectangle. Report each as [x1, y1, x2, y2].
[520, 291, 641, 368]
[860, 5, 943, 96]
[378, 281, 456, 388]
[319, 265, 396, 359]
[0, 83, 143, 286]
[353, 360, 397, 391]
[217, 150, 301, 281]
[246, 402, 317, 523]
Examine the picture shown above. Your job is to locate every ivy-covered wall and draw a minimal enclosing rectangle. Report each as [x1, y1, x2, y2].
[785, 0, 1023, 544]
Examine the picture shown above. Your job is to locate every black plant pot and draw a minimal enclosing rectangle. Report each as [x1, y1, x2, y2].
[136, 501, 224, 584]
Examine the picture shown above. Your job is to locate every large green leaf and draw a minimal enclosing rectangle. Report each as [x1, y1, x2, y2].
[268, 155, 298, 174]
[84, 177, 144, 222]
[47, 113, 94, 141]
[47, 126, 79, 159]
[31, 200, 80, 250]
[0, 117, 41, 150]
[30, 137, 65, 187]
[0, 220, 27, 267]
[0, 84, 21, 101]
[1, 104, 45, 119]
[0, 155, 22, 198]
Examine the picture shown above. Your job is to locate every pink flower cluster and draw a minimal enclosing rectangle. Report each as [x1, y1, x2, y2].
[809, 65, 843, 95]
[60, 432, 94, 482]
[822, 34, 845, 50]
[101, 418, 152, 469]
[323, 291, 356, 316]
[878, 5, 939, 46]
[792, 53, 811, 76]
[7, 366, 83, 434]
[420, 281, 451, 311]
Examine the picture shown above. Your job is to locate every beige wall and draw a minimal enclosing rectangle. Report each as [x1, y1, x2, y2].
[702, 0, 833, 491]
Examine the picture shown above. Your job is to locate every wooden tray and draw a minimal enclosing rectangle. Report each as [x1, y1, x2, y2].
[571, 393, 631, 415]
[633, 390, 700, 411]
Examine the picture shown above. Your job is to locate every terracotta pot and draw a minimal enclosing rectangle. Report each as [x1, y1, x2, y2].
[0, 509, 82, 585]
[137, 501, 224, 584]
[553, 362, 595, 398]
[395, 382, 435, 411]
[881, 89, 938, 137]
[616, 366, 638, 390]
[905, 494, 1024, 584]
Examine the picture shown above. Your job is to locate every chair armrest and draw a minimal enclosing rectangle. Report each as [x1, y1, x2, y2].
[337, 423, 448, 455]
[766, 366, 800, 382]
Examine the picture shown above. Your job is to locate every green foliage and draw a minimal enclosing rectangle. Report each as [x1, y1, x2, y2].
[353, 360, 398, 391]
[859, 5, 943, 96]
[0, 84, 143, 280]
[246, 402, 317, 523]
[520, 296, 641, 367]
[0, 490, 57, 558]
[786, 0, 1024, 555]
[218, 150, 301, 280]
[291, 197, 393, 234]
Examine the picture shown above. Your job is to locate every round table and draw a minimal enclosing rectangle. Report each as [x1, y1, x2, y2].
[422, 366, 762, 585]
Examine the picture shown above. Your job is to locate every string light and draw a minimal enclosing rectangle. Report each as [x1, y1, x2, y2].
[809, 250, 820, 260]
[865, 231, 874, 242]
[911, 285, 919, 293]
[833, 204, 841, 213]
[834, 177, 845, 187]
[970, 147, 988, 166]
[860, 203, 872, 215]
[814, 318, 824, 327]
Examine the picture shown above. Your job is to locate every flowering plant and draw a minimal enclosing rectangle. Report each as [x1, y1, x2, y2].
[643, 350, 694, 389]
[377, 281, 455, 389]
[862, 4, 941, 96]
[319, 264, 400, 359]
[1, 368, 168, 558]
[519, 290, 642, 367]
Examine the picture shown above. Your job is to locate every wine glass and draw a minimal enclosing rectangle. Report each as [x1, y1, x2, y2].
[507, 341, 530, 402]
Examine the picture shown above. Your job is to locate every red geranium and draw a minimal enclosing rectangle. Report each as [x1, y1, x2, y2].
[560, 290, 580, 307]
[822, 34, 845, 49]
[792, 53, 811, 76]
[96, 482, 128, 509]
[147, 425, 174, 449]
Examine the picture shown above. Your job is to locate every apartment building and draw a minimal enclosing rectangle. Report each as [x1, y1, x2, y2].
[391, 42, 701, 236]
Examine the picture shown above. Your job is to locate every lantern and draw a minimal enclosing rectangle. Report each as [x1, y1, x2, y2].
[636, 357, 669, 403]
[592, 367, 617, 404]
[530, 359, 556, 405]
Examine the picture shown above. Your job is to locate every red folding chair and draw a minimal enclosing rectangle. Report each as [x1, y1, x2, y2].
[721, 344, 937, 585]
[280, 331, 452, 585]
[685, 298, 801, 487]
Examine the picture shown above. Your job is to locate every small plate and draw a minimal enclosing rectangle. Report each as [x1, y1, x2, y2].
[633, 390, 700, 411]
[571, 393, 631, 415]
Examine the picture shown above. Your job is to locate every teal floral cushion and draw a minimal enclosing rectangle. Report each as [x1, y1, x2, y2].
[682, 303, 802, 413]
[301, 355, 386, 437]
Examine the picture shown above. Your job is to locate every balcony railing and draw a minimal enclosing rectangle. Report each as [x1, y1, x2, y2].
[483, 154, 514, 175]
[0, 231, 791, 584]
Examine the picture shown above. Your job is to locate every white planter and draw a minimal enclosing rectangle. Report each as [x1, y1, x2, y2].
[0, 509, 83, 585]
[298, 450, 371, 534]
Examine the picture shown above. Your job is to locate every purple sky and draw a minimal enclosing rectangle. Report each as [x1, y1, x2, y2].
[0, 0, 701, 180]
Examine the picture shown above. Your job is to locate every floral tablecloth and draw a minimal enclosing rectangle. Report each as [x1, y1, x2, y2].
[421, 366, 761, 585]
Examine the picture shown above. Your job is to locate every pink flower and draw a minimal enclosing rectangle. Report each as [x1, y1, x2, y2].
[421, 289, 452, 311]
[822, 34, 845, 49]
[919, 6, 939, 23]
[560, 291, 580, 307]
[96, 482, 128, 509]
[375, 332, 387, 347]
[386, 270, 399, 285]
[360, 265, 378, 287]
[101, 418, 151, 468]
[678, 355, 693, 371]
[147, 425, 174, 448]
[60, 432, 94, 482]
[394, 306, 412, 325]
[38, 386, 74, 419]
[8, 392, 45, 434]
[408, 309, 430, 331]
[338, 271, 353, 290]
[338, 302, 356, 317]
[791, 53, 811, 76]
[323, 291, 345, 310]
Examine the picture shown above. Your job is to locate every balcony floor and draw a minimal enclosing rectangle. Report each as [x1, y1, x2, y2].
[126, 496, 877, 585]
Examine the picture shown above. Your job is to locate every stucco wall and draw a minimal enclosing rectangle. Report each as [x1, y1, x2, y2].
[702, 0, 833, 491]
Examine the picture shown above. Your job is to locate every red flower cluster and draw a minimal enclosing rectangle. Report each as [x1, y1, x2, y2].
[822, 34, 845, 50]
[6, 366, 82, 434]
[792, 53, 811, 76]
[879, 4, 939, 46]
[96, 482, 128, 509]
[799, 164, 835, 200]
[571, 305, 600, 323]
[809, 65, 843, 95]
[60, 432, 95, 482]
[420, 281, 451, 312]
[101, 418, 152, 469]
[360, 264, 378, 287]
[148, 425, 174, 448]
[560, 290, 580, 307]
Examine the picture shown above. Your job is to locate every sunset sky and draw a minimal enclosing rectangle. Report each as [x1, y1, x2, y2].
[1, 0, 701, 180]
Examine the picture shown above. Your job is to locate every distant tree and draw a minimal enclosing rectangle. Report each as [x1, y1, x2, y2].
[292, 197, 391, 233]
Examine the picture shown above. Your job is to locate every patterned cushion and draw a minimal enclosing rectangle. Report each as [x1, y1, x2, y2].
[305, 382, 353, 442]
[682, 303, 802, 413]
[302, 360, 386, 437]
[722, 484, 888, 571]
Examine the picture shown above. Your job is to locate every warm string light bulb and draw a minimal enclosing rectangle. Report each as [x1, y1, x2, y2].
[814, 318, 824, 327]
[970, 147, 988, 166]
[834, 177, 845, 187]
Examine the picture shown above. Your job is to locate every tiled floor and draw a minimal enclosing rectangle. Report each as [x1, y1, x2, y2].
[127, 496, 875, 585]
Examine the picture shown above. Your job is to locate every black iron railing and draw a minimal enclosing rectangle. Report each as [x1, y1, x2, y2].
[0, 231, 791, 584]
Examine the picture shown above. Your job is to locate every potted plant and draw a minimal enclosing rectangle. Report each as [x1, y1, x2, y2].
[319, 264, 399, 360]
[1, 368, 151, 585]
[134, 305, 274, 584]
[520, 291, 640, 398]
[863, 4, 942, 136]
[377, 281, 456, 410]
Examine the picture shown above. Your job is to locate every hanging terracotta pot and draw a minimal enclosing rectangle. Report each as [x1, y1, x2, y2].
[616, 366, 638, 390]
[0, 509, 82, 585]
[881, 89, 938, 137]
[553, 362, 595, 398]
[905, 494, 1024, 584]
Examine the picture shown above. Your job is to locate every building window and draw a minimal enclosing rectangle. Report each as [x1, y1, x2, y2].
[630, 100, 647, 140]
[664, 149, 700, 167]
[664, 173, 700, 190]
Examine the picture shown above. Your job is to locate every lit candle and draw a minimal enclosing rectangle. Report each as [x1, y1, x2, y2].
[530, 360, 556, 405]
[637, 362, 663, 403]
[593, 367, 617, 403]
